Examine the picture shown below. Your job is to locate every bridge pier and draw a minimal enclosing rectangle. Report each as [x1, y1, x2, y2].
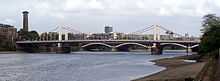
[79, 48, 84, 51]
[151, 44, 162, 55]
[54, 47, 71, 53]
[111, 47, 117, 52]
[186, 47, 192, 55]
[151, 47, 162, 55]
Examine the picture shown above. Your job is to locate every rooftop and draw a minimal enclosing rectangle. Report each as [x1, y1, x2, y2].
[0, 23, 14, 28]
[22, 11, 29, 14]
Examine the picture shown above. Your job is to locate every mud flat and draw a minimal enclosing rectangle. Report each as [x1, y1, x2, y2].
[132, 55, 206, 81]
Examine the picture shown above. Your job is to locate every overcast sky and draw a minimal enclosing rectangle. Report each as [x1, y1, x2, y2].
[1, 0, 220, 36]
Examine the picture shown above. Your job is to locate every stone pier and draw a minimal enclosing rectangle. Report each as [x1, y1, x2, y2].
[151, 44, 162, 55]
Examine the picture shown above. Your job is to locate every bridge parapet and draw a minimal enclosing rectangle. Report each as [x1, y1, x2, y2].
[16, 40, 200, 44]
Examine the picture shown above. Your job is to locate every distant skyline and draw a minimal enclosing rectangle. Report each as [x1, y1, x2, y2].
[1, 0, 220, 36]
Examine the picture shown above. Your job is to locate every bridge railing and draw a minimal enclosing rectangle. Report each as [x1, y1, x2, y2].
[37, 33, 199, 41]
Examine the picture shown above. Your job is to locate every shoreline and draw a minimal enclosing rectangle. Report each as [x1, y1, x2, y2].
[132, 54, 206, 81]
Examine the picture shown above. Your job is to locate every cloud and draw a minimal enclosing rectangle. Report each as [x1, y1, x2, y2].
[1, 0, 220, 36]
[30, 0, 220, 17]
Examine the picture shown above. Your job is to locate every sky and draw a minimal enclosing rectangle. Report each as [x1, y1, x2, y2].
[1, 0, 220, 36]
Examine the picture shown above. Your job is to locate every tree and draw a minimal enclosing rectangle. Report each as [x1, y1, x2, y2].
[18, 29, 29, 40]
[18, 29, 39, 41]
[143, 35, 148, 40]
[28, 31, 39, 40]
[199, 14, 220, 54]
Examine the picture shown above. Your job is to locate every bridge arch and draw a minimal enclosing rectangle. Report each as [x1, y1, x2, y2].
[160, 43, 187, 48]
[81, 43, 113, 48]
[190, 44, 199, 49]
[115, 43, 149, 49]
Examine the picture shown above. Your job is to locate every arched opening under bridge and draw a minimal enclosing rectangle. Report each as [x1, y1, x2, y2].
[81, 43, 113, 52]
[160, 43, 188, 54]
[115, 43, 150, 52]
[190, 44, 199, 52]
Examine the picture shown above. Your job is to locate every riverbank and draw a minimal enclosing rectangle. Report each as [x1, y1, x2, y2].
[132, 55, 207, 81]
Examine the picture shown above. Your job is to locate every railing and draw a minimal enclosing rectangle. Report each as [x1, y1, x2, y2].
[20, 38, 200, 42]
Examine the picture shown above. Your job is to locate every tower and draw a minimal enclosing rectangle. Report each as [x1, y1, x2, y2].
[22, 11, 29, 32]
[104, 25, 113, 33]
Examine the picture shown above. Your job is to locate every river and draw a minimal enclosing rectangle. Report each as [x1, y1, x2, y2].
[0, 51, 187, 81]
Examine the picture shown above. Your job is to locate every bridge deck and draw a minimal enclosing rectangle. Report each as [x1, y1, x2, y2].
[16, 40, 200, 44]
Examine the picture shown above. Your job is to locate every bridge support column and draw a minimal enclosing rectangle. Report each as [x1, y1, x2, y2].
[111, 47, 117, 52]
[65, 33, 68, 40]
[78, 43, 84, 51]
[186, 46, 192, 55]
[58, 43, 61, 48]
[151, 44, 162, 55]
[53, 47, 71, 53]
[58, 32, 62, 47]
[153, 25, 161, 41]
[79, 48, 84, 51]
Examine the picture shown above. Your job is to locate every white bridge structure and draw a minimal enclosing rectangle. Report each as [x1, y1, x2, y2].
[16, 25, 200, 54]
[52, 24, 192, 41]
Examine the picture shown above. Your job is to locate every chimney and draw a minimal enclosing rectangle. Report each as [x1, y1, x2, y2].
[22, 11, 29, 32]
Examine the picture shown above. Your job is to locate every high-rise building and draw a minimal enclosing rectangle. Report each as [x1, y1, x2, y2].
[22, 11, 29, 32]
[104, 26, 113, 33]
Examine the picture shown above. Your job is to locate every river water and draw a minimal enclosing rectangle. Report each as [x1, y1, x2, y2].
[0, 51, 187, 81]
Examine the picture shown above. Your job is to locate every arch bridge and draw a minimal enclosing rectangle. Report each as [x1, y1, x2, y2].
[16, 25, 200, 54]
[16, 40, 200, 54]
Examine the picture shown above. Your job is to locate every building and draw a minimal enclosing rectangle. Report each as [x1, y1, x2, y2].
[68, 33, 88, 40]
[40, 32, 59, 41]
[0, 24, 17, 41]
[119, 34, 147, 40]
[104, 26, 113, 33]
[0, 23, 17, 50]
[39, 32, 88, 40]
[87, 33, 114, 40]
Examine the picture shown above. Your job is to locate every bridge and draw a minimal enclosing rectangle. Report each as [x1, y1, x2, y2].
[16, 25, 200, 54]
